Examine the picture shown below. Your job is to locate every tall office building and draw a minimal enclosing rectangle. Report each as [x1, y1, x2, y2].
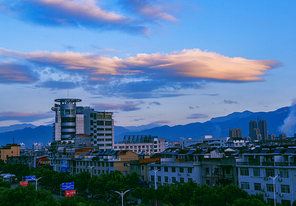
[229, 129, 242, 138]
[249, 120, 258, 141]
[52, 98, 114, 149]
[258, 119, 268, 141]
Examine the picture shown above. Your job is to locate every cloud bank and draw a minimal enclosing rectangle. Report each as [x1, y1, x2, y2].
[0, 112, 53, 122]
[0, 0, 178, 35]
[0, 48, 281, 98]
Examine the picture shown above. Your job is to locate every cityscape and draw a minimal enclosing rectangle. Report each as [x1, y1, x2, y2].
[0, 1, 296, 206]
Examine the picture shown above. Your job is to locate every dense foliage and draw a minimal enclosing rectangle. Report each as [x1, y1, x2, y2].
[0, 163, 292, 206]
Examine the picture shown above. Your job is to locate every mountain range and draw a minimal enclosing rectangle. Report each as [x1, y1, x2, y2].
[0, 106, 294, 148]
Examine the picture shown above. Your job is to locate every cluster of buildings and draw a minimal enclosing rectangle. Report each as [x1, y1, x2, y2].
[3, 98, 296, 205]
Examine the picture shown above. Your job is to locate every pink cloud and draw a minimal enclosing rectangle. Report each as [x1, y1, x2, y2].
[91, 102, 140, 111]
[0, 48, 281, 83]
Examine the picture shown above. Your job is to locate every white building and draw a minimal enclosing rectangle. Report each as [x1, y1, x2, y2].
[114, 135, 165, 155]
[51, 98, 114, 150]
[32, 142, 43, 150]
[237, 147, 296, 206]
[180, 136, 230, 148]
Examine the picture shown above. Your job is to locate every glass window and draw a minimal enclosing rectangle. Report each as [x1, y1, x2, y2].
[241, 182, 250, 189]
[254, 183, 261, 191]
[172, 177, 176, 183]
[172, 167, 176, 172]
[281, 185, 290, 193]
[164, 167, 168, 172]
[253, 168, 260, 176]
[157, 176, 161, 182]
[266, 184, 274, 192]
[179, 168, 184, 173]
[188, 168, 192, 173]
[280, 169, 289, 178]
[165, 176, 168, 182]
[240, 168, 249, 176]
[180, 177, 184, 183]
[266, 169, 275, 177]
[151, 175, 154, 181]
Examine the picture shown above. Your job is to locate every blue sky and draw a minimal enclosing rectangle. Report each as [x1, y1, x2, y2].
[0, 0, 295, 130]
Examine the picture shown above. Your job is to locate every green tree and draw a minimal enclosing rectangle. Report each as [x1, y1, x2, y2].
[51, 171, 73, 190]
[73, 172, 91, 193]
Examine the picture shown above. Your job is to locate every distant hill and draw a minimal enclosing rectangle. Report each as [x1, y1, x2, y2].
[0, 106, 294, 146]
[0, 126, 53, 147]
[0, 124, 37, 133]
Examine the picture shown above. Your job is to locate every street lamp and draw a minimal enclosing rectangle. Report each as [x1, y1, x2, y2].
[35, 176, 44, 191]
[151, 169, 159, 190]
[87, 166, 94, 177]
[269, 174, 280, 206]
[110, 188, 134, 206]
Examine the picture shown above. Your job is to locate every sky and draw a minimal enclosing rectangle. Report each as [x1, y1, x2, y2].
[0, 0, 296, 130]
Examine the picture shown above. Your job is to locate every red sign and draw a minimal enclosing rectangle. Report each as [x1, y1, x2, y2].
[65, 190, 76, 197]
[19, 181, 28, 186]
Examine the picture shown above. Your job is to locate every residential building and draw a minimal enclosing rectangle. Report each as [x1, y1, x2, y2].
[237, 146, 296, 206]
[51, 98, 114, 150]
[180, 136, 229, 148]
[259, 119, 268, 141]
[0, 144, 20, 162]
[229, 129, 242, 138]
[114, 135, 165, 155]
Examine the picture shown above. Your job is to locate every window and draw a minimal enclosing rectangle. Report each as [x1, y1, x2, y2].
[180, 177, 184, 183]
[165, 176, 168, 183]
[241, 182, 250, 189]
[151, 166, 154, 170]
[253, 168, 260, 177]
[164, 167, 168, 172]
[188, 178, 193, 182]
[172, 177, 176, 183]
[105, 121, 112, 126]
[97, 121, 104, 125]
[266, 169, 274, 177]
[172, 167, 176, 172]
[157, 176, 161, 182]
[151, 175, 154, 181]
[101, 162, 104, 167]
[188, 168, 192, 173]
[110, 162, 113, 167]
[142, 166, 144, 170]
[179, 168, 184, 173]
[254, 183, 261, 191]
[280, 169, 289, 178]
[281, 185, 290, 193]
[240, 168, 249, 176]
[205, 167, 210, 174]
[266, 184, 274, 192]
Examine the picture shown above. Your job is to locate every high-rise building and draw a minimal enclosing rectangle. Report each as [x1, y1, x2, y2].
[52, 98, 114, 149]
[229, 129, 242, 138]
[258, 119, 268, 141]
[249, 120, 257, 141]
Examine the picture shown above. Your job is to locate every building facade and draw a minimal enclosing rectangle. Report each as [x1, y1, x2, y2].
[52, 98, 114, 150]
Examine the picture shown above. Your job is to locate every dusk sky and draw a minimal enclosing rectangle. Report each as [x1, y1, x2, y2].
[0, 1, 295, 130]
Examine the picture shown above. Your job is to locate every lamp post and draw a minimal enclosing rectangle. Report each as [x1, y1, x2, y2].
[35, 176, 44, 191]
[110, 188, 134, 206]
[152, 169, 159, 190]
[269, 174, 279, 206]
[87, 166, 94, 177]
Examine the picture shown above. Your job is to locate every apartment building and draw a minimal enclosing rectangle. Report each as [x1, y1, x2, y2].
[114, 135, 165, 155]
[237, 146, 296, 206]
[0, 144, 20, 162]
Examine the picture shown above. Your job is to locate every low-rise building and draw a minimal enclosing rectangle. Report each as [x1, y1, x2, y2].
[0, 144, 20, 162]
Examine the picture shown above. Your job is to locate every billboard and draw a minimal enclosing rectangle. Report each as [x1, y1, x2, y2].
[62, 182, 74, 190]
[61, 160, 69, 173]
[65, 190, 76, 197]
[19, 181, 28, 186]
[25, 175, 36, 181]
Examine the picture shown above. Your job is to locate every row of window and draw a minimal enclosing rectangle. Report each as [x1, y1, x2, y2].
[150, 166, 193, 173]
[90, 113, 112, 119]
[76, 168, 109, 174]
[241, 182, 290, 193]
[151, 175, 193, 183]
[76, 161, 114, 167]
[90, 120, 112, 126]
[240, 168, 289, 178]
[115, 145, 154, 149]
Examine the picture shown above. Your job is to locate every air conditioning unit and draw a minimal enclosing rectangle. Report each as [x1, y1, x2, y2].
[187, 173, 190, 176]
[264, 177, 269, 181]
[279, 194, 284, 197]
[265, 193, 269, 197]
[178, 173, 181, 176]
[278, 178, 282, 182]
[261, 188, 265, 192]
